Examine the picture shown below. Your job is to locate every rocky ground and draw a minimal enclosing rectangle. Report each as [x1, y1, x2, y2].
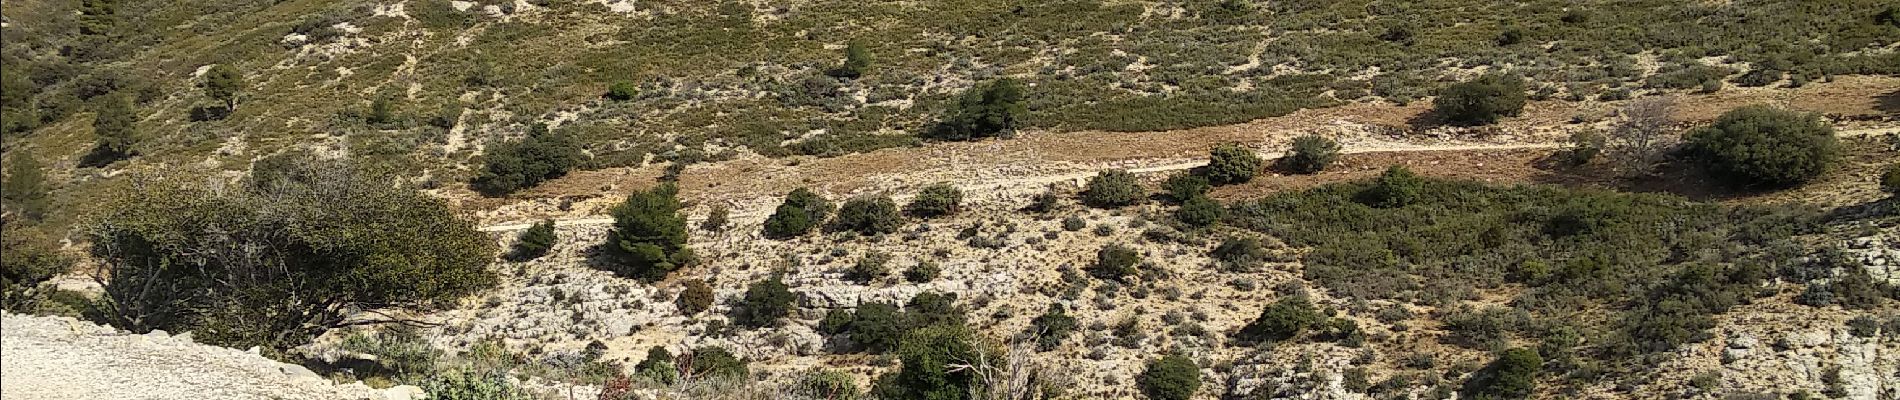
[0, 312, 420, 400]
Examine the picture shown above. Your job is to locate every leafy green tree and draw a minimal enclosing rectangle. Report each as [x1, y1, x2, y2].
[1434, 74, 1526, 126]
[831, 40, 873, 79]
[1137, 355, 1202, 400]
[1357, 165, 1424, 208]
[832, 195, 902, 236]
[1206, 143, 1260, 185]
[764, 188, 832, 239]
[1, 225, 70, 312]
[89, 152, 496, 350]
[1684, 106, 1841, 188]
[676, 279, 714, 315]
[91, 93, 137, 160]
[1082, 169, 1143, 208]
[1027, 303, 1077, 351]
[1235, 296, 1320, 344]
[1175, 195, 1224, 228]
[509, 219, 557, 261]
[907, 183, 963, 217]
[1462, 348, 1541, 400]
[606, 80, 638, 101]
[733, 275, 795, 328]
[1280, 135, 1340, 174]
[203, 64, 243, 111]
[605, 183, 691, 281]
[885, 325, 983, 400]
[1093, 244, 1141, 281]
[848, 302, 907, 352]
[927, 79, 1026, 141]
[687, 346, 748, 379]
[1163, 172, 1210, 203]
[472, 126, 584, 195]
[2, 153, 51, 221]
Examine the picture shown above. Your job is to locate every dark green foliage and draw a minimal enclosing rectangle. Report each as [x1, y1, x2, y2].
[1462, 348, 1541, 400]
[905, 261, 941, 283]
[202, 64, 242, 111]
[422, 371, 533, 400]
[676, 279, 714, 315]
[1734, 69, 1781, 87]
[1827, 266, 1888, 310]
[832, 195, 903, 236]
[472, 126, 585, 195]
[1434, 74, 1526, 126]
[635, 346, 679, 384]
[733, 275, 795, 328]
[1137, 355, 1202, 400]
[1280, 135, 1340, 174]
[1028, 303, 1077, 351]
[1175, 195, 1224, 228]
[1881, 164, 1900, 195]
[1062, 216, 1087, 231]
[367, 96, 397, 126]
[847, 302, 907, 352]
[1093, 244, 1141, 281]
[687, 346, 748, 379]
[1205, 143, 1261, 185]
[702, 205, 729, 232]
[1211, 236, 1271, 271]
[1082, 169, 1143, 208]
[605, 183, 692, 281]
[510, 220, 557, 261]
[908, 183, 963, 217]
[798, 370, 860, 400]
[89, 152, 496, 350]
[606, 80, 638, 101]
[764, 188, 832, 239]
[1357, 166, 1424, 208]
[830, 40, 873, 79]
[1685, 106, 1841, 188]
[1563, 130, 1605, 166]
[818, 308, 855, 335]
[904, 292, 968, 329]
[1163, 172, 1210, 203]
[886, 325, 982, 400]
[2, 153, 51, 221]
[1, 226, 70, 312]
[1235, 296, 1321, 344]
[91, 93, 137, 161]
[846, 252, 891, 284]
[927, 79, 1026, 141]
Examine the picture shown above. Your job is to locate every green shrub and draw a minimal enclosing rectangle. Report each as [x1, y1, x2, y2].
[1434, 74, 1526, 126]
[1175, 196, 1224, 228]
[606, 80, 638, 101]
[905, 261, 940, 283]
[1206, 143, 1261, 185]
[1163, 172, 1210, 203]
[1235, 296, 1320, 344]
[1027, 303, 1078, 351]
[829, 40, 872, 79]
[883, 325, 983, 399]
[605, 183, 692, 281]
[798, 369, 860, 400]
[927, 79, 1026, 141]
[688, 346, 749, 379]
[702, 205, 729, 232]
[846, 252, 891, 284]
[818, 308, 855, 335]
[422, 370, 533, 400]
[1062, 216, 1087, 231]
[1082, 169, 1144, 208]
[1137, 355, 1202, 400]
[1357, 165, 1424, 208]
[1461, 348, 1541, 400]
[90, 152, 495, 350]
[202, 64, 242, 111]
[510, 219, 557, 261]
[1093, 244, 1141, 281]
[764, 188, 833, 239]
[2, 153, 51, 221]
[634, 346, 679, 384]
[676, 279, 714, 315]
[89, 93, 137, 161]
[1733, 69, 1780, 87]
[907, 183, 963, 217]
[1211, 236, 1270, 271]
[1, 226, 70, 312]
[1684, 106, 1841, 188]
[1883, 163, 1900, 195]
[338, 326, 441, 381]
[847, 302, 907, 352]
[472, 126, 585, 195]
[832, 195, 903, 236]
[366, 96, 397, 126]
[733, 275, 795, 328]
[1280, 135, 1340, 174]
[1562, 130, 1606, 166]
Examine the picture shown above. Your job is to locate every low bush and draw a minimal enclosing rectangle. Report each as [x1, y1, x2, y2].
[907, 183, 963, 217]
[604, 183, 692, 281]
[1211, 236, 1270, 271]
[1877, 163, 1899, 195]
[732, 275, 795, 328]
[1280, 135, 1340, 174]
[1434, 74, 1526, 126]
[1093, 244, 1141, 281]
[1206, 143, 1261, 185]
[606, 80, 638, 101]
[797, 369, 860, 400]
[473, 126, 585, 195]
[1137, 355, 1202, 400]
[846, 252, 891, 284]
[1175, 196, 1224, 228]
[1461, 348, 1541, 400]
[881, 325, 983, 399]
[832, 195, 903, 236]
[510, 220, 557, 261]
[701, 205, 729, 232]
[927, 79, 1026, 141]
[1684, 106, 1840, 188]
[1562, 130, 1605, 166]
[687, 346, 748, 379]
[1082, 169, 1143, 208]
[422, 370, 533, 400]
[1356, 165, 1424, 208]
[1163, 173, 1210, 203]
[1027, 303, 1078, 351]
[904, 261, 940, 283]
[1235, 296, 1320, 344]
[1, 226, 69, 312]
[764, 188, 832, 239]
[676, 279, 714, 315]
